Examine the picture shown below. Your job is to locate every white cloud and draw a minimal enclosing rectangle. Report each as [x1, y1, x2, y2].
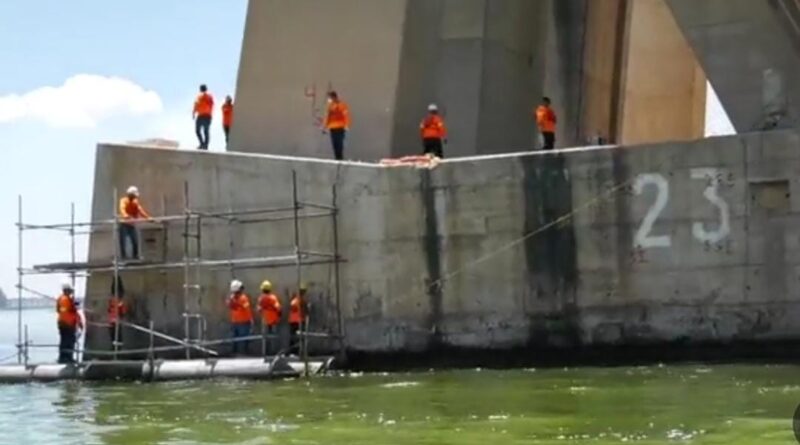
[0, 74, 163, 128]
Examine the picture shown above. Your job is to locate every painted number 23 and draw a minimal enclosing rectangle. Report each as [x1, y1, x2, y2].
[633, 169, 730, 249]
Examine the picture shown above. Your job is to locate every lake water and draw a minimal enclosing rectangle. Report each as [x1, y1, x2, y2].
[0, 310, 798, 444]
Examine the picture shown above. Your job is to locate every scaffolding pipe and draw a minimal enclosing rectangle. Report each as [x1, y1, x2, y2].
[23, 325, 29, 368]
[18, 203, 332, 232]
[17, 195, 22, 364]
[183, 181, 191, 359]
[332, 184, 345, 358]
[70, 202, 76, 290]
[112, 188, 121, 360]
[120, 320, 218, 356]
[291, 171, 310, 378]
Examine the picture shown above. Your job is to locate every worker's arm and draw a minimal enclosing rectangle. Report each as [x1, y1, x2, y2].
[344, 105, 351, 130]
[440, 120, 448, 139]
[136, 203, 152, 220]
[192, 99, 199, 119]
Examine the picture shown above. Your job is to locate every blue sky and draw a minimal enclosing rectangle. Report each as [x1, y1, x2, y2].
[0, 1, 248, 298]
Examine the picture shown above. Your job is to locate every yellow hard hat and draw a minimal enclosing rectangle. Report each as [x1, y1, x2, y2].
[299, 282, 308, 291]
[260, 280, 272, 292]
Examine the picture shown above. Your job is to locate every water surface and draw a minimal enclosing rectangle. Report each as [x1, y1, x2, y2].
[0, 311, 797, 444]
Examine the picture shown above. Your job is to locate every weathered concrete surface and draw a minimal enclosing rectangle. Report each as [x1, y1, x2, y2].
[86, 129, 800, 358]
[620, 0, 706, 144]
[231, 0, 547, 160]
[667, 0, 800, 131]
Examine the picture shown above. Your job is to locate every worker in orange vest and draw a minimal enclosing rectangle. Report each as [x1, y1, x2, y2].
[535, 96, 557, 150]
[118, 186, 152, 260]
[289, 283, 310, 355]
[56, 281, 82, 364]
[193, 84, 214, 150]
[222, 95, 234, 146]
[107, 276, 127, 347]
[227, 279, 253, 356]
[420, 103, 448, 158]
[323, 91, 350, 160]
[257, 280, 281, 354]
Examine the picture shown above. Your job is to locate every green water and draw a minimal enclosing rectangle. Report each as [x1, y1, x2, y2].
[0, 365, 798, 444]
[0, 311, 798, 443]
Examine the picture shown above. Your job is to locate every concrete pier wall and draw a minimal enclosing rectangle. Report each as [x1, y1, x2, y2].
[86, 130, 800, 356]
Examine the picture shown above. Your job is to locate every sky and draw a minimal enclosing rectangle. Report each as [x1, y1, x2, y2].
[0, 0, 248, 298]
[0, 1, 735, 301]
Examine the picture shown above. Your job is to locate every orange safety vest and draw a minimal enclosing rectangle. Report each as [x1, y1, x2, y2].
[535, 105, 557, 133]
[194, 93, 214, 117]
[420, 114, 447, 140]
[222, 103, 233, 127]
[228, 293, 253, 324]
[325, 101, 350, 130]
[289, 294, 307, 324]
[56, 294, 81, 328]
[108, 296, 127, 324]
[119, 197, 150, 220]
[258, 292, 282, 326]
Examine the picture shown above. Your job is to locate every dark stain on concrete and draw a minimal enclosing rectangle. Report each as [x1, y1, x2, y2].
[420, 171, 443, 348]
[551, 0, 588, 145]
[612, 147, 633, 296]
[520, 153, 580, 347]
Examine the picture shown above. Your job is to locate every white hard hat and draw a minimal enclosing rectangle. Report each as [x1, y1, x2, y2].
[230, 279, 243, 293]
[428, 103, 438, 111]
[126, 186, 139, 196]
[61, 280, 74, 291]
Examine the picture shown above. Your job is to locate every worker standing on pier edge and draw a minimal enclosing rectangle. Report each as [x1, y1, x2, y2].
[535, 96, 557, 150]
[227, 280, 253, 356]
[289, 283, 310, 355]
[56, 281, 82, 364]
[107, 277, 127, 347]
[222, 95, 234, 146]
[257, 280, 281, 354]
[118, 186, 152, 261]
[420, 103, 448, 158]
[323, 91, 350, 161]
[193, 84, 214, 150]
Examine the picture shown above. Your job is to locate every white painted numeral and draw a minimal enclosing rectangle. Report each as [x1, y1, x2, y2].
[633, 173, 671, 248]
[691, 168, 730, 244]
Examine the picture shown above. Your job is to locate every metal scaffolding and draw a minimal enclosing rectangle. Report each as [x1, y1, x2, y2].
[15, 170, 344, 373]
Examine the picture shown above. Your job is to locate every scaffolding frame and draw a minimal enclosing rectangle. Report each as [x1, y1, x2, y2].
[15, 170, 345, 374]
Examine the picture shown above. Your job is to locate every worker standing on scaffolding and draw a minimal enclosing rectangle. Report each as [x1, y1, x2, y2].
[56, 281, 82, 364]
[107, 277, 127, 348]
[118, 186, 152, 261]
[257, 280, 281, 355]
[227, 280, 253, 357]
[289, 283, 310, 355]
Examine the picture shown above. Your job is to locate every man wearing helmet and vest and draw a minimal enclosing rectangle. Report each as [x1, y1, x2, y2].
[420, 104, 448, 158]
[118, 185, 152, 260]
[227, 279, 253, 356]
[193, 84, 214, 150]
[323, 91, 350, 161]
[257, 280, 281, 355]
[56, 280, 82, 364]
[289, 283, 310, 355]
